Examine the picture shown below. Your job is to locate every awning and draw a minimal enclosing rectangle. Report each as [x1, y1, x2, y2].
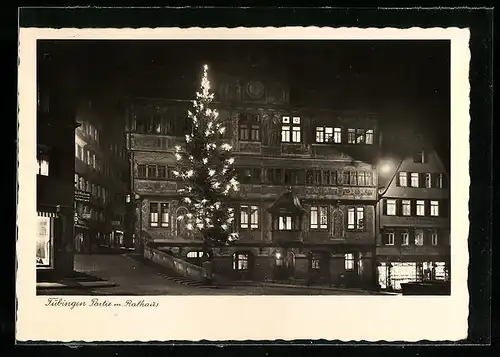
[37, 211, 59, 218]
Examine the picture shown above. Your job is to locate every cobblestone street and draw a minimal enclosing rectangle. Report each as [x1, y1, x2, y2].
[37, 254, 389, 296]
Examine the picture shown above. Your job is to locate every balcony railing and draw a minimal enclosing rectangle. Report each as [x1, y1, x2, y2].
[271, 230, 304, 244]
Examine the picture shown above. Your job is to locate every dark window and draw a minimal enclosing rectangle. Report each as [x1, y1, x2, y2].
[322, 170, 331, 185]
[414, 149, 426, 163]
[157, 165, 167, 179]
[342, 171, 350, 185]
[306, 170, 314, 185]
[349, 171, 357, 185]
[239, 114, 260, 141]
[147, 164, 157, 178]
[382, 232, 395, 245]
[357, 172, 366, 186]
[239, 167, 261, 184]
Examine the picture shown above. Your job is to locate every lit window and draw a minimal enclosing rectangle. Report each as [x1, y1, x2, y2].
[37, 158, 49, 176]
[402, 200, 411, 216]
[187, 251, 204, 258]
[278, 216, 292, 231]
[311, 256, 320, 270]
[149, 202, 159, 227]
[161, 203, 169, 227]
[316, 127, 324, 142]
[292, 126, 301, 143]
[240, 205, 259, 229]
[365, 129, 374, 144]
[324, 127, 333, 142]
[416, 200, 425, 216]
[313, 126, 341, 143]
[232, 253, 249, 270]
[282, 116, 301, 143]
[281, 125, 290, 142]
[348, 129, 356, 144]
[430, 200, 439, 216]
[310, 206, 328, 229]
[399, 172, 408, 187]
[415, 230, 424, 245]
[383, 232, 395, 245]
[431, 231, 438, 246]
[401, 232, 409, 245]
[356, 129, 365, 144]
[411, 173, 419, 187]
[425, 173, 432, 188]
[36, 215, 52, 267]
[347, 207, 364, 230]
[334, 127, 342, 143]
[345, 253, 355, 270]
[386, 199, 397, 216]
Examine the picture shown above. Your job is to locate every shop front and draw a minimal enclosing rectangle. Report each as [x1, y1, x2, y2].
[36, 204, 75, 281]
[37, 211, 56, 268]
[74, 189, 91, 253]
[377, 259, 450, 291]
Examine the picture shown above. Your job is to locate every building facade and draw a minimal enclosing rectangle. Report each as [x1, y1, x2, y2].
[74, 99, 131, 253]
[125, 70, 381, 288]
[376, 137, 450, 291]
[36, 44, 79, 280]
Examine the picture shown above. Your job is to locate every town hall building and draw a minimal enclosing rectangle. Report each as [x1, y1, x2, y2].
[124, 66, 381, 289]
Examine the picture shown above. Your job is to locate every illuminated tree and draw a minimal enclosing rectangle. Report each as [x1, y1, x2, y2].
[174, 64, 239, 255]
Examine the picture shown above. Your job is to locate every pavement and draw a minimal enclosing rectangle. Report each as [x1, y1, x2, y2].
[37, 253, 395, 296]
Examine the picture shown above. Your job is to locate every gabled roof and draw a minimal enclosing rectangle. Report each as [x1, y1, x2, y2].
[267, 189, 306, 215]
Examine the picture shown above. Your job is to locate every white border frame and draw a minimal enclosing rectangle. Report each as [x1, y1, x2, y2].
[17, 27, 470, 342]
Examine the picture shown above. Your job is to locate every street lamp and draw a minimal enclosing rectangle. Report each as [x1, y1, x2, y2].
[377, 157, 405, 198]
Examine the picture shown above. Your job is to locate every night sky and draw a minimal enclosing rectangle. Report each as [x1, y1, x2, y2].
[40, 40, 450, 166]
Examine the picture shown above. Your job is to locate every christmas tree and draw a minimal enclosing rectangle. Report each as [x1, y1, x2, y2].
[173, 64, 239, 254]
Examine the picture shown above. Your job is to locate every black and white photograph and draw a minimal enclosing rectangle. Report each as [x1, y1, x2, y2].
[34, 38, 452, 296]
[16, 26, 471, 342]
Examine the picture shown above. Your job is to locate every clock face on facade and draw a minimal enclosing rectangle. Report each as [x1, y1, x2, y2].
[246, 80, 265, 99]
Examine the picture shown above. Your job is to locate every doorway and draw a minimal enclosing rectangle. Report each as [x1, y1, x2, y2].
[274, 250, 296, 281]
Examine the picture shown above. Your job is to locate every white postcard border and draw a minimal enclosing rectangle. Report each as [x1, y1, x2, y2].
[17, 26, 470, 342]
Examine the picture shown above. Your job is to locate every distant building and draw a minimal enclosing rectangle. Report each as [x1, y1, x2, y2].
[73, 99, 131, 253]
[125, 67, 381, 289]
[376, 135, 450, 291]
